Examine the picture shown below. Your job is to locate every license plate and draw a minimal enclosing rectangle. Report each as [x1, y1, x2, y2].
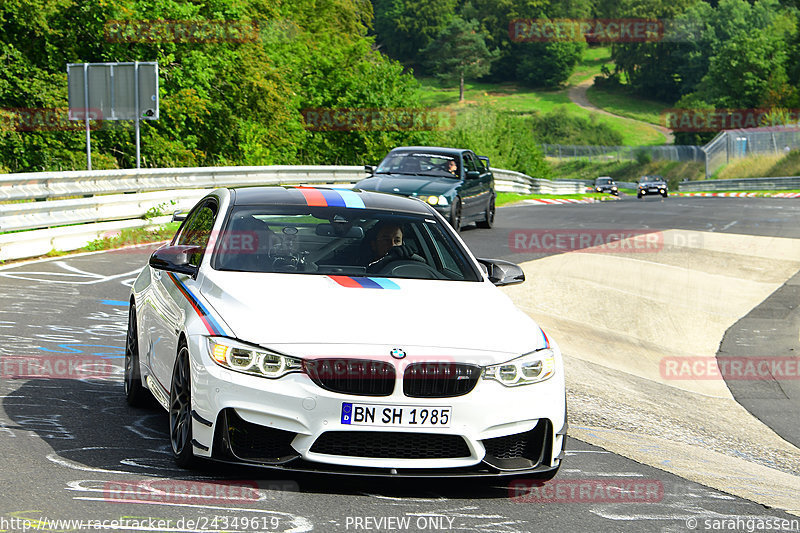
[340, 402, 451, 427]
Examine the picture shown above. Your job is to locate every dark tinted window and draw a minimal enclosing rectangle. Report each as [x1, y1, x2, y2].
[175, 200, 217, 266]
[213, 206, 481, 281]
[463, 152, 478, 172]
[376, 152, 459, 178]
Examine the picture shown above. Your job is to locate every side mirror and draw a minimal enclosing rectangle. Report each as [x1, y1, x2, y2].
[149, 245, 202, 278]
[466, 170, 480, 180]
[365, 165, 376, 176]
[477, 258, 525, 286]
[172, 210, 188, 222]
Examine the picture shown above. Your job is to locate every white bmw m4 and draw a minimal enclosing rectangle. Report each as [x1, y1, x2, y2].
[125, 186, 566, 477]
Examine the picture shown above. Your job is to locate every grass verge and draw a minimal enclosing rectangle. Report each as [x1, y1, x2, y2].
[714, 151, 800, 179]
[418, 77, 666, 146]
[568, 46, 613, 85]
[0, 222, 180, 266]
[497, 192, 612, 207]
[550, 159, 705, 189]
[585, 85, 667, 126]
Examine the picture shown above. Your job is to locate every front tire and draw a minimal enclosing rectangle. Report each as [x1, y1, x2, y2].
[169, 344, 196, 468]
[449, 198, 462, 232]
[124, 302, 149, 407]
[476, 197, 495, 229]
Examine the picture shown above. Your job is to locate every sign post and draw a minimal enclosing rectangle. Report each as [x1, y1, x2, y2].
[67, 62, 159, 169]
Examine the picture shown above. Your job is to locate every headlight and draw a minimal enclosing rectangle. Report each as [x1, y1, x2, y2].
[426, 195, 448, 206]
[482, 348, 556, 386]
[207, 337, 303, 379]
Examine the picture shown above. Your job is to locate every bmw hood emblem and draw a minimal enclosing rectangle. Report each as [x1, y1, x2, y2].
[390, 348, 406, 359]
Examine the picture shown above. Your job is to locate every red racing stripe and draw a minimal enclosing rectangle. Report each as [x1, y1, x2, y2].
[297, 187, 327, 207]
[329, 275, 362, 288]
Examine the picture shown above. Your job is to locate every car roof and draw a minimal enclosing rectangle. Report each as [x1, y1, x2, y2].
[388, 146, 470, 156]
[228, 186, 432, 215]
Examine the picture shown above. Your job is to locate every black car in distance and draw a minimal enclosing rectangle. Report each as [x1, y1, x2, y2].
[355, 146, 496, 231]
[594, 176, 618, 195]
[637, 175, 668, 198]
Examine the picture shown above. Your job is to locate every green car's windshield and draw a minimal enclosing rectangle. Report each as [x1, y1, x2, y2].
[212, 205, 482, 281]
[376, 152, 459, 178]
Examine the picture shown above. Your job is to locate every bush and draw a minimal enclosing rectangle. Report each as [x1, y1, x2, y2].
[432, 106, 551, 178]
[635, 149, 653, 165]
[530, 107, 623, 146]
[515, 40, 585, 89]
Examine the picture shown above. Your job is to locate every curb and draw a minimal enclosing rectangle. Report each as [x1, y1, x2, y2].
[675, 192, 800, 198]
[520, 197, 608, 205]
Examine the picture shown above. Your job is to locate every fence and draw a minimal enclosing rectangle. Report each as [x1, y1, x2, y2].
[0, 165, 581, 262]
[543, 127, 800, 178]
[541, 144, 705, 162]
[703, 128, 800, 177]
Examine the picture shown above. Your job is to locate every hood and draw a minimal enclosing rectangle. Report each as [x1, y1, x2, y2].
[198, 270, 546, 363]
[355, 174, 459, 197]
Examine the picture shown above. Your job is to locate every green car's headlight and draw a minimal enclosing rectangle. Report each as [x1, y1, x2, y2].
[426, 195, 449, 206]
[207, 337, 302, 379]
[482, 349, 556, 386]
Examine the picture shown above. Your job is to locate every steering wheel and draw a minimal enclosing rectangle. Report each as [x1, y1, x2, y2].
[375, 259, 444, 279]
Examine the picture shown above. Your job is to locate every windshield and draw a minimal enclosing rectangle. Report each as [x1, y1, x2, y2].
[596, 178, 612, 185]
[376, 152, 459, 178]
[212, 205, 482, 281]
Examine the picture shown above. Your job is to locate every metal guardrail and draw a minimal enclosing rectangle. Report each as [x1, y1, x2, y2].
[0, 167, 581, 233]
[0, 165, 581, 261]
[541, 144, 705, 163]
[678, 176, 800, 191]
[0, 165, 365, 202]
[0, 189, 206, 232]
[492, 169, 584, 195]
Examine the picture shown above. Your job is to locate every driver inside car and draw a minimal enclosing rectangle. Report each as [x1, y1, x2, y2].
[360, 223, 424, 272]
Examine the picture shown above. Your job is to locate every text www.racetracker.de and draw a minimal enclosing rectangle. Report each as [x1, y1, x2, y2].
[0, 515, 283, 531]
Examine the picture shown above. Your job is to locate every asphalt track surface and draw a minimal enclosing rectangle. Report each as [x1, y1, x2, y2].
[0, 195, 798, 533]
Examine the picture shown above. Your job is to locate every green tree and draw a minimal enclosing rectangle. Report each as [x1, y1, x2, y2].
[372, 0, 456, 64]
[421, 17, 497, 101]
[0, 0, 427, 172]
[695, 28, 790, 108]
[515, 40, 585, 88]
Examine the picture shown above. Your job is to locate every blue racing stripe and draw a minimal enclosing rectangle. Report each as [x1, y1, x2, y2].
[370, 277, 401, 290]
[319, 189, 346, 207]
[101, 299, 129, 307]
[167, 273, 227, 336]
[333, 189, 366, 209]
[352, 277, 382, 289]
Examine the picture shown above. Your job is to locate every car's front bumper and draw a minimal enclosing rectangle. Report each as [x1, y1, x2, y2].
[185, 335, 566, 476]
